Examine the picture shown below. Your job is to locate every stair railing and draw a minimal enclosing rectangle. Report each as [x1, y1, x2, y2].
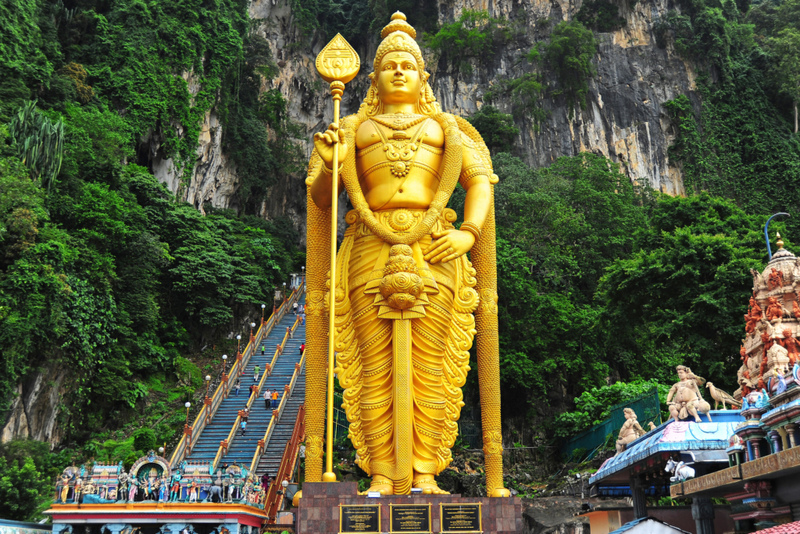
[169, 285, 304, 468]
[248, 346, 306, 474]
[211, 297, 304, 473]
[264, 403, 306, 522]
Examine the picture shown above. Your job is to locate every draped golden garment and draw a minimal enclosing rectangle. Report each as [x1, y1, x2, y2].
[333, 208, 477, 492]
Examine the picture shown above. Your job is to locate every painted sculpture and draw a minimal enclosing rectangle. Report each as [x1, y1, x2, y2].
[706, 382, 739, 410]
[615, 408, 647, 455]
[305, 12, 508, 496]
[735, 234, 800, 398]
[665, 457, 695, 482]
[666, 365, 712, 423]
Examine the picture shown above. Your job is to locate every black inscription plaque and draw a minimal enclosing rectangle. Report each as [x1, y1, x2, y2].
[440, 503, 482, 533]
[390, 503, 431, 533]
[339, 504, 381, 533]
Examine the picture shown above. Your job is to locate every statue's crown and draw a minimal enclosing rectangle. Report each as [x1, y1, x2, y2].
[374, 12, 425, 72]
[381, 12, 417, 39]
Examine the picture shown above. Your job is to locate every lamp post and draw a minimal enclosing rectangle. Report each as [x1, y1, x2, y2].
[261, 303, 266, 325]
[283, 282, 287, 305]
[250, 322, 256, 343]
[236, 334, 242, 358]
[222, 354, 228, 377]
[184, 401, 191, 425]
[301, 266, 305, 286]
[158, 446, 164, 456]
[205, 375, 211, 399]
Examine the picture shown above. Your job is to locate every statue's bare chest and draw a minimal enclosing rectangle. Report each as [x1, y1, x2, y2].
[354, 115, 444, 209]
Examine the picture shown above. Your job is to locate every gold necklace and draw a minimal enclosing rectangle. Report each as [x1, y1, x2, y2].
[371, 113, 428, 131]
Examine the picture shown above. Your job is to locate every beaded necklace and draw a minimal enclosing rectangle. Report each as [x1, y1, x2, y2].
[370, 113, 428, 131]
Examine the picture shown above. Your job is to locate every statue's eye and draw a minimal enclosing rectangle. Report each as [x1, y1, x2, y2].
[405, 63, 416, 70]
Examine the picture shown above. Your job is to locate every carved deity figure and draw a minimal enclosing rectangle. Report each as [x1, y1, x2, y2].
[768, 268, 785, 290]
[779, 329, 800, 366]
[766, 296, 785, 322]
[306, 13, 508, 496]
[745, 297, 763, 334]
[59, 474, 70, 503]
[615, 408, 647, 455]
[666, 365, 712, 423]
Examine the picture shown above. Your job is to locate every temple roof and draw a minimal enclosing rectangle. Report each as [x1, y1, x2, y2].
[755, 520, 800, 533]
[609, 517, 691, 534]
[590, 411, 744, 486]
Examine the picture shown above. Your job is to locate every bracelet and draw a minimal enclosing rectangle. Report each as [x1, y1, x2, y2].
[460, 221, 482, 241]
[322, 163, 343, 175]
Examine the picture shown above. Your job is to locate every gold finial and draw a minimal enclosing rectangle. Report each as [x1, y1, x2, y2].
[381, 11, 416, 39]
[777, 232, 785, 250]
[315, 34, 360, 85]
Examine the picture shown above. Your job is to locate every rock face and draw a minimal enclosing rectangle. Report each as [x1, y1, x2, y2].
[153, 0, 694, 219]
[1, 363, 67, 447]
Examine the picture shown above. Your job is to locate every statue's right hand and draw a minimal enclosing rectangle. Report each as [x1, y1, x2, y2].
[313, 123, 348, 169]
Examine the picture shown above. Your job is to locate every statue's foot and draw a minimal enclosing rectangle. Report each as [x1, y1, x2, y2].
[359, 476, 394, 496]
[413, 475, 449, 495]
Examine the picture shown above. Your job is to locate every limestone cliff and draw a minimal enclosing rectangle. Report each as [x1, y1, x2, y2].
[159, 0, 695, 221]
[1, 363, 68, 447]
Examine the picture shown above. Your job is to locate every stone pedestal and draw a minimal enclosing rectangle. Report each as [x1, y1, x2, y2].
[297, 482, 522, 534]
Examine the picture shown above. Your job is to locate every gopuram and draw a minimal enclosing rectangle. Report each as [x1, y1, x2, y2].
[300, 11, 522, 533]
[665, 234, 800, 531]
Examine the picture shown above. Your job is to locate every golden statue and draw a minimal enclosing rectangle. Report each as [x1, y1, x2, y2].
[304, 12, 509, 497]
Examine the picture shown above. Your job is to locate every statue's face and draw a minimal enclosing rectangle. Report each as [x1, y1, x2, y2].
[376, 51, 422, 105]
[677, 368, 687, 380]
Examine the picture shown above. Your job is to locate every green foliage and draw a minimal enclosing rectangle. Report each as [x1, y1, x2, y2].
[0, 0, 56, 120]
[540, 21, 598, 116]
[485, 48, 546, 124]
[597, 193, 766, 386]
[67, 0, 248, 169]
[769, 26, 800, 131]
[54, 102, 133, 182]
[466, 106, 519, 154]
[289, 0, 371, 45]
[9, 101, 65, 192]
[553, 380, 668, 437]
[577, 0, 627, 32]
[0, 439, 70, 521]
[221, 34, 304, 210]
[132, 428, 157, 452]
[173, 356, 202, 389]
[480, 152, 646, 420]
[424, 10, 514, 74]
[662, 74, 800, 225]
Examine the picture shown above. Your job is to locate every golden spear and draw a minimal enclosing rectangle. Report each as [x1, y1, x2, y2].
[315, 34, 360, 482]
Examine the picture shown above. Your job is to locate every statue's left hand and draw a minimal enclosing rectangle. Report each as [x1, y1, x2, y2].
[424, 229, 474, 264]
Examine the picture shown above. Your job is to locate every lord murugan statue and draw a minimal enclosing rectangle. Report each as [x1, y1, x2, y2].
[304, 12, 509, 496]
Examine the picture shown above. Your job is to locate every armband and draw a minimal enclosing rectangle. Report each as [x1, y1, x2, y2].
[460, 165, 492, 186]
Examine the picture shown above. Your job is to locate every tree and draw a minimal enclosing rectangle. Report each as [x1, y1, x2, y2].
[770, 28, 800, 132]
[540, 21, 597, 116]
[466, 106, 519, 154]
[0, 440, 68, 521]
[597, 193, 766, 387]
